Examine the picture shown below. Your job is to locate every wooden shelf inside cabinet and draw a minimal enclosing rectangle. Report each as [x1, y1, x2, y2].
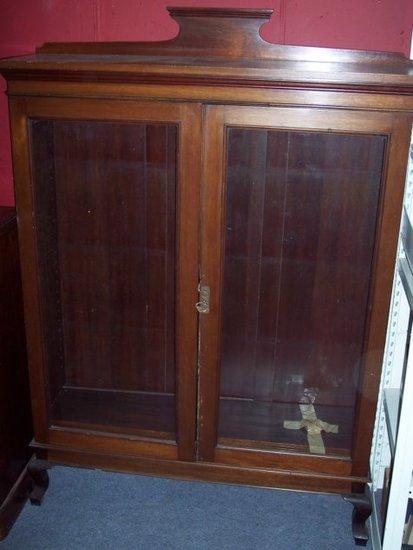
[50, 387, 176, 441]
[218, 398, 354, 457]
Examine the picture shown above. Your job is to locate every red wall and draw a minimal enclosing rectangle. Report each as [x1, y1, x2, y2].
[1, 0, 412, 206]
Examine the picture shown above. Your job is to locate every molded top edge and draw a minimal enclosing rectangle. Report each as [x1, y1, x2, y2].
[167, 7, 274, 19]
[0, 6, 410, 71]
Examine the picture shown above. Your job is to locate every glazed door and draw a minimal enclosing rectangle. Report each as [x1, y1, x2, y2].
[11, 97, 201, 461]
[198, 105, 406, 472]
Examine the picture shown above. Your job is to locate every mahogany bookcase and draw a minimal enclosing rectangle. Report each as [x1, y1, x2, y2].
[1, 8, 412, 545]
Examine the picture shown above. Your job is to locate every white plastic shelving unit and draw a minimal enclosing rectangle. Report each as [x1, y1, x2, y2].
[369, 138, 413, 549]
[381, 255, 413, 548]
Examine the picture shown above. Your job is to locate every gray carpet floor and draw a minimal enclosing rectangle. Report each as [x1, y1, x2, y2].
[1, 466, 372, 549]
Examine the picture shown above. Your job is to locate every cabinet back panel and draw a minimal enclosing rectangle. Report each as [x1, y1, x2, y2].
[30, 119, 177, 433]
[219, 127, 386, 453]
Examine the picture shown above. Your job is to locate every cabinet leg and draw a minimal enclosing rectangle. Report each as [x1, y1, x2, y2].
[27, 458, 51, 506]
[343, 491, 372, 546]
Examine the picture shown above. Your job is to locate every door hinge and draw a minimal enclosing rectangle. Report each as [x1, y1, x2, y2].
[195, 284, 210, 314]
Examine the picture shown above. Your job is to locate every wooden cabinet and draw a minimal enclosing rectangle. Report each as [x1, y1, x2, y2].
[1, 7, 412, 545]
[0, 207, 32, 540]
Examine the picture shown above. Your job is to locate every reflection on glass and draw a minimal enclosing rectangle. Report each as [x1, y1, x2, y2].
[218, 127, 386, 456]
[30, 119, 177, 439]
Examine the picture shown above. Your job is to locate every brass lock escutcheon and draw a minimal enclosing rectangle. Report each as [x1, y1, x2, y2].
[195, 284, 210, 314]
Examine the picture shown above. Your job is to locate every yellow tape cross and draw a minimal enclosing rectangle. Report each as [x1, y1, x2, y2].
[283, 403, 339, 454]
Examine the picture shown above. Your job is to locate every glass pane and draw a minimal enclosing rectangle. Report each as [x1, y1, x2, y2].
[218, 127, 386, 457]
[30, 119, 177, 440]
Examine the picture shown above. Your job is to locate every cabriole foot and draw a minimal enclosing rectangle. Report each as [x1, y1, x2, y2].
[27, 458, 51, 506]
[343, 491, 372, 546]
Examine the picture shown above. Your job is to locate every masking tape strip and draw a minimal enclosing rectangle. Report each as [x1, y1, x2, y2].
[283, 403, 339, 455]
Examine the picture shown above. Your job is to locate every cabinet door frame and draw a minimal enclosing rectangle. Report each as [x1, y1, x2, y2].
[9, 96, 202, 462]
[198, 104, 411, 478]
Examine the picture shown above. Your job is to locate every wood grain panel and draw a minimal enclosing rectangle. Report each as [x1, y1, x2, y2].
[32, 119, 177, 396]
[39, 443, 361, 495]
[7, 81, 413, 113]
[218, 398, 353, 455]
[273, 131, 385, 406]
[220, 128, 268, 397]
[29, 117, 181, 442]
[221, 128, 289, 401]
[214, 445, 351, 476]
[30, 120, 65, 406]
[48, 427, 178, 460]
[218, 126, 386, 452]
[252, 131, 289, 401]
[51, 387, 175, 438]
